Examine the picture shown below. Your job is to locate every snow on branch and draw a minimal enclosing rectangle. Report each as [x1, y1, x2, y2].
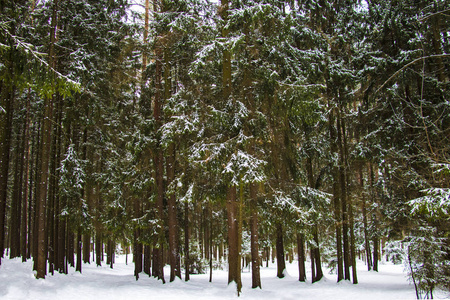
[409, 187, 450, 218]
[222, 149, 266, 185]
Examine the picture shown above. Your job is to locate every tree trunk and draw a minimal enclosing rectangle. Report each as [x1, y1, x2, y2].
[373, 234, 379, 272]
[152, 0, 165, 280]
[369, 163, 378, 272]
[226, 185, 241, 292]
[312, 225, 323, 282]
[310, 242, 316, 281]
[10, 122, 24, 259]
[95, 233, 102, 267]
[297, 233, 306, 282]
[134, 227, 142, 280]
[184, 200, 190, 282]
[47, 102, 60, 275]
[32, 120, 41, 271]
[276, 223, 286, 278]
[68, 230, 75, 268]
[329, 107, 343, 282]
[360, 163, 372, 270]
[21, 90, 32, 262]
[349, 201, 358, 284]
[250, 184, 261, 288]
[209, 204, 213, 283]
[143, 244, 151, 276]
[35, 0, 59, 279]
[0, 88, 14, 265]
[167, 142, 180, 281]
[337, 112, 350, 281]
[76, 230, 82, 273]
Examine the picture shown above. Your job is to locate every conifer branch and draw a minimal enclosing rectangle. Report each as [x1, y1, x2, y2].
[375, 54, 450, 95]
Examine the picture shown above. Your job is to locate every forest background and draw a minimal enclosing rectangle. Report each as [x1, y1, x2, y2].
[0, 0, 449, 298]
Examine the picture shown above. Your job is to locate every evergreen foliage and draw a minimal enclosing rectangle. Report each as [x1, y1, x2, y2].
[0, 0, 449, 297]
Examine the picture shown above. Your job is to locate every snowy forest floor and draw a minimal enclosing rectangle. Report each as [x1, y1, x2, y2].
[1, 255, 448, 300]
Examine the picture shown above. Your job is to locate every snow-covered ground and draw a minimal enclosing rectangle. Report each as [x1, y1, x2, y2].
[0, 255, 442, 300]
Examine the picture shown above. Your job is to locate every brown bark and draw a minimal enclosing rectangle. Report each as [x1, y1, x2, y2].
[21, 90, 32, 262]
[167, 142, 180, 282]
[35, 91, 53, 278]
[10, 122, 24, 259]
[152, 0, 165, 281]
[208, 204, 213, 283]
[226, 185, 241, 291]
[312, 225, 323, 282]
[143, 244, 151, 276]
[359, 163, 372, 270]
[306, 154, 324, 283]
[47, 99, 60, 275]
[76, 230, 82, 273]
[0, 88, 14, 265]
[250, 184, 261, 288]
[337, 109, 350, 281]
[329, 107, 344, 282]
[184, 201, 190, 281]
[276, 223, 286, 278]
[349, 199, 358, 284]
[95, 233, 102, 267]
[35, 0, 59, 279]
[134, 216, 142, 279]
[68, 230, 75, 268]
[297, 233, 306, 282]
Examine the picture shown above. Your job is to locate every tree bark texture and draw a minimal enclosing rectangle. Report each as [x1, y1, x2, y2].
[0, 88, 14, 265]
[226, 185, 241, 292]
[249, 184, 261, 289]
[297, 233, 306, 282]
[276, 223, 286, 278]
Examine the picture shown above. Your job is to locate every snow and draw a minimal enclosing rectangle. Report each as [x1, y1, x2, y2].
[0, 255, 426, 300]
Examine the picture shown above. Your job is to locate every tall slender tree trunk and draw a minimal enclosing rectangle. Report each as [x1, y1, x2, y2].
[184, 200, 190, 281]
[153, 24, 165, 283]
[21, 90, 32, 262]
[151, 0, 165, 282]
[35, 0, 59, 279]
[312, 225, 323, 282]
[226, 186, 241, 292]
[349, 200, 358, 283]
[297, 233, 306, 282]
[369, 163, 379, 272]
[143, 245, 151, 276]
[81, 129, 90, 265]
[340, 110, 357, 283]
[76, 229, 82, 273]
[359, 163, 372, 270]
[32, 120, 41, 270]
[0, 87, 14, 265]
[220, 0, 241, 293]
[306, 154, 323, 283]
[52, 97, 63, 272]
[329, 106, 344, 282]
[68, 230, 75, 268]
[167, 142, 180, 282]
[337, 112, 350, 281]
[276, 223, 286, 278]
[310, 242, 315, 281]
[95, 233, 102, 267]
[10, 122, 24, 259]
[35, 92, 53, 279]
[250, 184, 261, 288]
[208, 204, 213, 283]
[47, 98, 60, 275]
[134, 208, 142, 280]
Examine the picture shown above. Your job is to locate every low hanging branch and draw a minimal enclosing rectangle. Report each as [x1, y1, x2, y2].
[418, 8, 450, 22]
[375, 53, 450, 95]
